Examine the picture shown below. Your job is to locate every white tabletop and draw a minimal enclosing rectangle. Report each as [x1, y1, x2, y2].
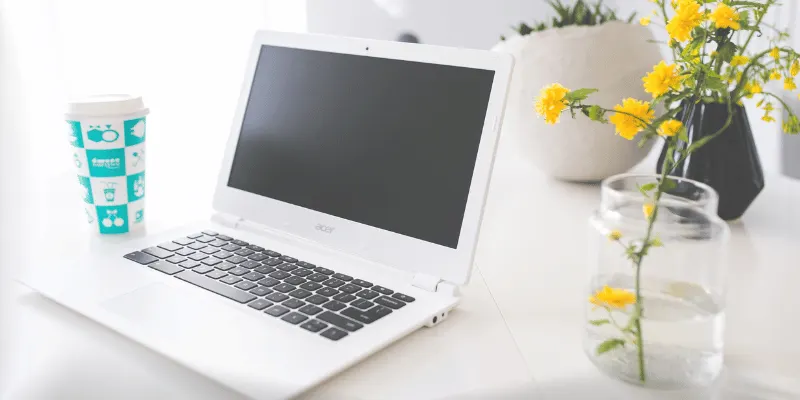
[2, 109, 800, 399]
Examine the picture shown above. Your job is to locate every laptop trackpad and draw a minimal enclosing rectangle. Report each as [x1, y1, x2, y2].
[102, 283, 254, 343]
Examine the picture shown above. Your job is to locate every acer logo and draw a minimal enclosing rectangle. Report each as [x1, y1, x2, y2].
[315, 224, 335, 234]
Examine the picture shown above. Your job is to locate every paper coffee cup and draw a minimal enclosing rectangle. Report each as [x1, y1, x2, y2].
[66, 94, 149, 234]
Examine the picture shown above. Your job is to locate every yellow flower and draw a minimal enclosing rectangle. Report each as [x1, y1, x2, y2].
[608, 230, 622, 241]
[770, 69, 782, 81]
[589, 286, 636, 309]
[785, 77, 797, 91]
[763, 115, 776, 123]
[792, 60, 799, 77]
[666, 0, 704, 42]
[640, 17, 652, 26]
[534, 83, 570, 125]
[763, 102, 774, 112]
[744, 82, 762, 98]
[609, 98, 655, 140]
[642, 61, 682, 98]
[709, 3, 740, 30]
[771, 47, 781, 61]
[643, 203, 655, 219]
[730, 55, 749, 67]
[658, 119, 683, 137]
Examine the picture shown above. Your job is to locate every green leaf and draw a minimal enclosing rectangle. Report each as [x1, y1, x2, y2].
[640, 182, 657, 192]
[587, 105, 607, 122]
[717, 42, 737, 64]
[660, 178, 678, 191]
[596, 338, 626, 354]
[704, 76, 727, 92]
[565, 88, 599, 102]
[678, 127, 689, 143]
[687, 134, 718, 153]
[589, 319, 611, 326]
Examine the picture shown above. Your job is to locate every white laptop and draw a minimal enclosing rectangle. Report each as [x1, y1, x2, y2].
[19, 31, 513, 399]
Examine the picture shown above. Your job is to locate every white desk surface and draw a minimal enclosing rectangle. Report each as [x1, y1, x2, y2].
[2, 115, 800, 399]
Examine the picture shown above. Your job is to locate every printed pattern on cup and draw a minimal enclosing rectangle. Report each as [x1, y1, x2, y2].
[68, 116, 146, 234]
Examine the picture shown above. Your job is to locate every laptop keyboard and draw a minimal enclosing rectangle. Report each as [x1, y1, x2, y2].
[123, 230, 415, 341]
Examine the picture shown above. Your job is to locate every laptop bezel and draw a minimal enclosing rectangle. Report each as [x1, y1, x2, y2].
[213, 30, 513, 286]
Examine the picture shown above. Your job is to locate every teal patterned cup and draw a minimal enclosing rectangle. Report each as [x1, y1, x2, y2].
[66, 95, 149, 234]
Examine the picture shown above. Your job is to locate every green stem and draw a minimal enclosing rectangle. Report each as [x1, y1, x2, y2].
[739, 4, 771, 56]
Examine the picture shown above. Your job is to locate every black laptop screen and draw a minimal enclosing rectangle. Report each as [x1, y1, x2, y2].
[227, 45, 495, 249]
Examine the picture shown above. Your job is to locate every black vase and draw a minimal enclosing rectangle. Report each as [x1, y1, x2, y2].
[657, 101, 764, 220]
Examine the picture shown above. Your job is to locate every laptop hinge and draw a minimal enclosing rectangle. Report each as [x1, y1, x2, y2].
[411, 273, 460, 296]
[211, 213, 245, 229]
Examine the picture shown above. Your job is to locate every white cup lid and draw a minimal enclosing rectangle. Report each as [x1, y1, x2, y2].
[67, 94, 148, 117]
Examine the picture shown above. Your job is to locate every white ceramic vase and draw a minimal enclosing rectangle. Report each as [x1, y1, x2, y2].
[492, 21, 663, 182]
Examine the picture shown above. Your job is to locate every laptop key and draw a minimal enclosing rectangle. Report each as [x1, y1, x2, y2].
[300, 282, 323, 291]
[257, 277, 280, 287]
[176, 248, 195, 256]
[339, 284, 361, 294]
[249, 286, 273, 296]
[323, 278, 344, 288]
[299, 304, 323, 316]
[277, 263, 297, 272]
[322, 301, 346, 312]
[317, 311, 363, 332]
[300, 319, 328, 332]
[269, 271, 291, 280]
[284, 276, 306, 286]
[314, 267, 334, 275]
[214, 251, 232, 260]
[200, 247, 219, 255]
[188, 242, 207, 250]
[206, 270, 227, 279]
[221, 276, 243, 285]
[317, 287, 339, 297]
[332, 273, 352, 281]
[234, 281, 257, 290]
[265, 292, 289, 303]
[320, 327, 348, 341]
[221, 244, 241, 252]
[173, 237, 195, 246]
[254, 266, 275, 275]
[273, 283, 295, 293]
[179, 260, 201, 269]
[158, 242, 183, 252]
[202, 230, 218, 236]
[196, 236, 216, 243]
[216, 261, 235, 271]
[193, 265, 214, 274]
[280, 255, 297, 263]
[392, 293, 416, 303]
[351, 299, 374, 310]
[229, 267, 249, 276]
[243, 272, 264, 282]
[148, 261, 183, 275]
[356, 290, 379, 300]
[296, 261, 315, 269]
[216, 235, 233, 241]
[143, 247, 173, 259]
[307, 273, 328, 283]
[249, 253, 269, 262]
[246, 245, 264, 251]
[291, 268, 312, 277]
[188, 253, 209, 261]
[232, 239, 249, 246]
[289, 289, 311, 299]
[305, 294, 328, 305]
[352, 279, 373, 288]
[341, 305, 392, 324]
[186, 233, 203, 239]
[265, 305, 290, 317]
[166, 255, 187, 264]
[124, 251, 158, 265]
[240, 260, 260, 269]
[281, 312, 308, 325]
[264, 250, 281, 257]
[333, 293, 356, 303]
[201, 258, 222, 266]
[248, 299, 273, 311]
[227, 255, 247, 264]
[372, 286, 394, 295]
[375, 296, 406, 309]
[264, 258, 282, 266]
[175, 270, 256, 304]
[234, 248, 255, 257]
[283, 298, 305, 309]
[209, 239, 228, 247]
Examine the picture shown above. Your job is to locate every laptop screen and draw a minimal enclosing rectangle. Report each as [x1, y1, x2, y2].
[227, 45, 495, 249]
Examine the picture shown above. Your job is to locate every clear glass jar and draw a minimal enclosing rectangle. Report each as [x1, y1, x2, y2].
[585, 174, 730, 389]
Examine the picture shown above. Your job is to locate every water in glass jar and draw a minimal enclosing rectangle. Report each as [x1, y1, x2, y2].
[585, 278, 725, 389]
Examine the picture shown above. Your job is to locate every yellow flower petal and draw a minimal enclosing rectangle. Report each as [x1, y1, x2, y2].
[640, 17, 652, 26]
[709, 3, 741, 30]
[609, 98, 654, 140]
[643, 203, 655, 219]
[608, 230, 622, 241]
[666, 0, 704, 42]
[730, 55, 749, 67]
[770, 69, 782, 81]
[771, 47, 781, 61]
[792, 60, 799, 77]
[658, 119, 683, 137]
[642, 61, 682, 98]
[588, 286, 636, 309]
[534, 83, 570, 125]
[785, 77, 797, 91]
